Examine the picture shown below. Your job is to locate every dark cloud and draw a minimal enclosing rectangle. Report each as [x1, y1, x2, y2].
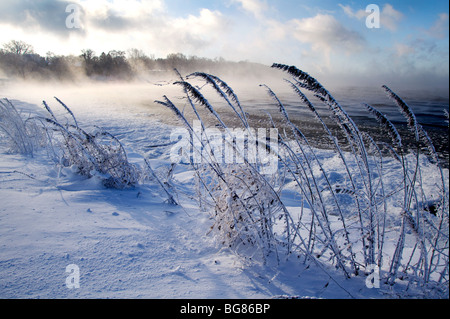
[89, 9, 149, 32]
[90, 11, 136, 31]
[0, 0, 158, 34]
[0, 0, 85, 36]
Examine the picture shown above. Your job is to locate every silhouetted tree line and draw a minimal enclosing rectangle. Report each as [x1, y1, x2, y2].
[0, 40, 265, 82]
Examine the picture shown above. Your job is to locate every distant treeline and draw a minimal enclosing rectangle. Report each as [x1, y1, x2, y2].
[0, 40, 268, 82]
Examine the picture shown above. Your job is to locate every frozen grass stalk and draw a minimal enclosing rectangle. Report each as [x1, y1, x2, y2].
[0, 98, 40, 156]
[156, 66, 448, 296]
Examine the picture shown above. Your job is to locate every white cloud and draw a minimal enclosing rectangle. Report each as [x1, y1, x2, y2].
[286, 14, 366, 69]
[339, 4, 366, 20]
[76, 1, 228, 57]
[230, 0, 268, 19]
[381, 4, 403, 31]
[0, 0, 232, 59]
[79, 0, 165, 30]
[173, 8, 225, 34]
[163, 9, 229, 53]
[290, 14, 365, 52]
[426, 13, 449, 39]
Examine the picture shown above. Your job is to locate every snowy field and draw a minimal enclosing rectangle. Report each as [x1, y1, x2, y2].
[1, 79, 448, 299]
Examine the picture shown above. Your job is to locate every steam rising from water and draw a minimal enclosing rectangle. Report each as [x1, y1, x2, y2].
[1, 71, 448, 167]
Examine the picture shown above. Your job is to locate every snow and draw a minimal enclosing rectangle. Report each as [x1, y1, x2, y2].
[0, 84, 448, 299]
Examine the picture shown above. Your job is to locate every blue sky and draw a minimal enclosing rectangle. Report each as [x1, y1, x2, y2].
[0, 0, 448, 87]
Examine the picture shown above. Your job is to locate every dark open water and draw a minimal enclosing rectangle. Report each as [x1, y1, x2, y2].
[206, 85, 449, 168]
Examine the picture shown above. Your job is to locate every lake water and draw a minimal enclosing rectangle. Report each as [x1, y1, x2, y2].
[187, 83, 449, 168]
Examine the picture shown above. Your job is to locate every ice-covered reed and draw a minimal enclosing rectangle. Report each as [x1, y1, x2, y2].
[0, 98, 44, 156]
[157, 65, 449, 295]
[271, 63, 448, 293]
[156, 71, 286, 262]
[1, 97, 181, 201]
[38, 97, 142, 189]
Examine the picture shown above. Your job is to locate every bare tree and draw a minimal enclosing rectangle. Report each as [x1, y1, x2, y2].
[3, 40, 34, 55]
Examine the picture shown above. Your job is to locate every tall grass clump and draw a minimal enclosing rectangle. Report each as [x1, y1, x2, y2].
[270, 64, 448, 294]
[156, 70, 288, 262]
[0, 98, 45, 156]
[1, 98, 180, 202]
[157, 66, 449, 296]
[38, 97, 141, 189]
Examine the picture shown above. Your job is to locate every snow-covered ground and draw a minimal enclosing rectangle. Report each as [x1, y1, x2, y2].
[0, 82, 448, 299]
